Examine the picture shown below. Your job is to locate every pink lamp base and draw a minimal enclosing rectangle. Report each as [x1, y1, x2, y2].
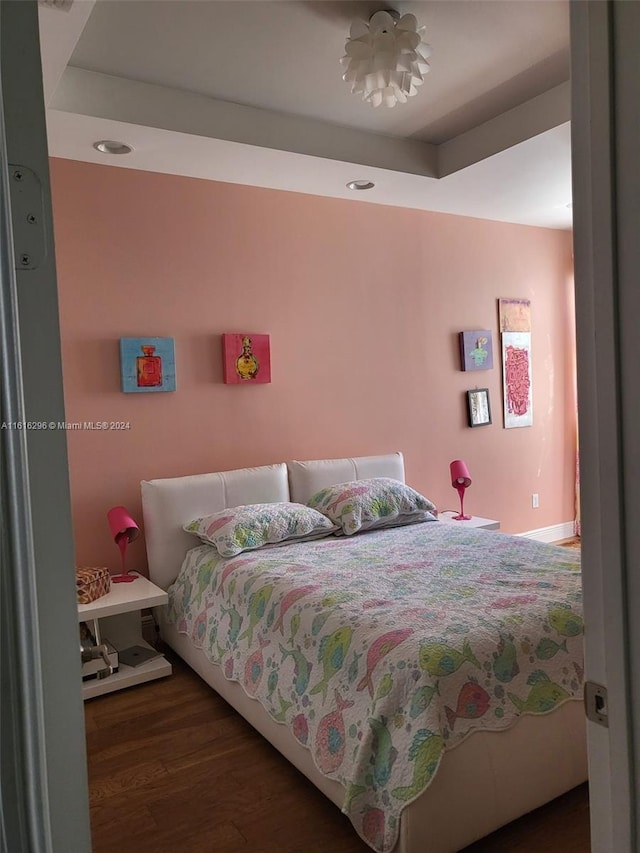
[111, 535, 138, 582]
[453, 484, 471, 521]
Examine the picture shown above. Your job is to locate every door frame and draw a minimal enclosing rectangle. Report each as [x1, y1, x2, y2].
[0, 2, 91, 851]
[571, 1, 640, 850]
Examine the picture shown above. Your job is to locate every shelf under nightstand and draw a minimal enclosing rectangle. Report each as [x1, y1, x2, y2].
[78, 573, 172, 699]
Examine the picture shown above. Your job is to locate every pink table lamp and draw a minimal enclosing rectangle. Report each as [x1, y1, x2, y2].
[107, 505, 140, 583]
[450, 460, 472, 520]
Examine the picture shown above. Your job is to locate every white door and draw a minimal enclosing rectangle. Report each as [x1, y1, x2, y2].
[571, 1, 639, 850]
[0, 2, 91, 850]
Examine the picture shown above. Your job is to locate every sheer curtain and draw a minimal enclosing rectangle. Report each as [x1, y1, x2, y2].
[568, 261, 579, 538]
[575, 430, 581, 537]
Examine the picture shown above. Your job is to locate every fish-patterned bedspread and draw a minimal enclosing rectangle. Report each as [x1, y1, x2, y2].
[167, 522, 582, 853]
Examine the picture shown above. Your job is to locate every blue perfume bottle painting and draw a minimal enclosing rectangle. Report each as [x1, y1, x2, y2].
[120, 337, 176, 393]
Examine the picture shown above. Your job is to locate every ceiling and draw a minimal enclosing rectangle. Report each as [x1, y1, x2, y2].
[39, 0, 573, 229]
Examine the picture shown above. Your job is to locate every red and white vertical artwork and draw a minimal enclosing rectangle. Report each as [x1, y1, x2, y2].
[502, 332, 533, 428]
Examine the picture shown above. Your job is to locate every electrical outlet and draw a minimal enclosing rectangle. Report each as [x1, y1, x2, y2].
[532, 493, 539, 508]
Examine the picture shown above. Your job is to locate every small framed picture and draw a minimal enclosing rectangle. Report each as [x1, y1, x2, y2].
[467, 388, 492, 427]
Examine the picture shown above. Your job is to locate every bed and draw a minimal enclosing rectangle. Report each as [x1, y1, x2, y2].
[141, 452, 586, 853]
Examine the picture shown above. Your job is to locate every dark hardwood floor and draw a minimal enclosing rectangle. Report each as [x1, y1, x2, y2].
[85, 650, 590, 853]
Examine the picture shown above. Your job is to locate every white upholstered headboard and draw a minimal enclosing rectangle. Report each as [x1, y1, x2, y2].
[287, 451, 405, 504]
[141, 463, 290, 590]
[141, 452, 405, 590]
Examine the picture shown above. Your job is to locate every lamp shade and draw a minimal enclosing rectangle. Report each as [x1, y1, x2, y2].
[450, 460, 471, 489]
[341, 11, 432, 108]
[107, 506, 139, 544]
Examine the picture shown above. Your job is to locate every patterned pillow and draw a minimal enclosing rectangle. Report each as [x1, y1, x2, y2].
[183, 502, 337, 557]
[308, 477, 437, 536]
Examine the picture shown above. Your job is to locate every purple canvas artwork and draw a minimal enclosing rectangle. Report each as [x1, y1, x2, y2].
[459, 330, 494, 371]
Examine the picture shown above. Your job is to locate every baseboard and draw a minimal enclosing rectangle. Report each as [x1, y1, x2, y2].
[517, 521, 576, 543]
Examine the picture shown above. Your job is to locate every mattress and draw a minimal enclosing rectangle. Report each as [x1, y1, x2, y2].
[165, 521, 585, 853]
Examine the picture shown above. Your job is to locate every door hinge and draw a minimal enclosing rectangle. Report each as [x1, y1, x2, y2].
[8, 164, 47, 271]
[584, 680, 609, 727]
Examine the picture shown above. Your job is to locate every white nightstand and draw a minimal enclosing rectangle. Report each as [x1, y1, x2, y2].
[437, 511, 500, 531]
[78, 573, 172, 700]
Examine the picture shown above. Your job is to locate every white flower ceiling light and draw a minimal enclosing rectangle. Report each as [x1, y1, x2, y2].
[340, 10, 432, 108]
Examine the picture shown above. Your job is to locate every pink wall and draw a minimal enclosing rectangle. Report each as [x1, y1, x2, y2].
[50, 158, 576, 574]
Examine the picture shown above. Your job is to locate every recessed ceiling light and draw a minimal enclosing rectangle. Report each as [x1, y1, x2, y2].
[346, 180, 375, 191]
[93, 140, 133, 155]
